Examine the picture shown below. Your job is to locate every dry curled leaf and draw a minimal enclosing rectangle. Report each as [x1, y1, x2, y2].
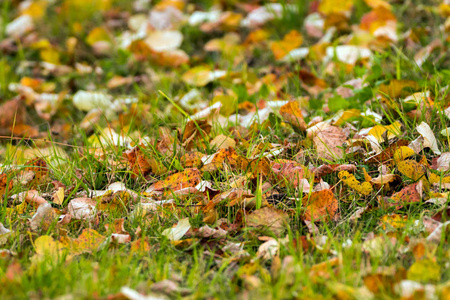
[181, 151, 205, 168]
[182, 119, 211, 150]
[123, 144, 152, 178]
[279, 101, 307, 132]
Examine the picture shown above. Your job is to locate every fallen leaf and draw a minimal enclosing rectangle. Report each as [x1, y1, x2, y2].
[67, 197, 97, 220]
[162, 218, 191, 241]
[302, 189, 338, 222]
[60, 228, 106, 255]
[397, 160, 426, 181]
[29, 202, 57, 231]
[201, 147, 239, 172]
[380, 214, 407, 230]
[246, 207, 289, 236]
[386, 182, 422, 209]
[370, 174, 402, 191]
[313, 126, 347, 160]
[271, 30, 303, 60]
[436, 153, 450, 171]
[279, 101, 307, 132]
[339, 171, 373, 195]
[417, 122, 441, 155]
[123, 144, 152, 178]
[210, 134, 236, 149]
[52, 187, 64, 205]
[407, 259, 441, 283]
[150, 168, 202, 194]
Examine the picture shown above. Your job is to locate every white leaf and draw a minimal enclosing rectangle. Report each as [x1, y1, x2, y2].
[162, 218, 191, 241]
[145, 30, 183, 52]
[416, 122, 441, 155]
[68, 198, 97, 220]
[325, 45, 372, 65]
[73, 90, 112, 112]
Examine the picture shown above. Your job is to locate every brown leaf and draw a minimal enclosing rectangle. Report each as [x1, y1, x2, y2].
[25, 190, 48, 208]
[210, 134, 236, 149]
[370, 174, 402, 191]
[272, 161, 305, 187]
[246, 207, 289, 236]
[67, 197, 97, 220]
[313, 126, 347, 160]
[29, 202, 58, 231]
[24, 158, 49, 187]
[0, 99, 27, 135]
[182, 119, 211, 150]
[365, 139, 409, 165]
[181, 151, 205, 168]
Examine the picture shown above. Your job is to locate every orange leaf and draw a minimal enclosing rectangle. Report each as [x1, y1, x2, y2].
[387, 182, 422, 209]
[123, 145, 151, 178]
[201, 147, 239, 172]
[270, 30, 303, 60]
[152, 168, 202, 193]
[279, 101, 307, 132]
[302, 189, 338, 222]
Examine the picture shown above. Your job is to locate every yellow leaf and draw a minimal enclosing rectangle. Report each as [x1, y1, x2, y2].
[53, 187, 65, 205]
[379, 79, 419, 99]
[86, 27, 111, 46]
[368, 121, 402, 143]
[393, 146, 415, 163]
[32, 235, 69, 265]
[40, 48, 60, 65]
[95, 190, 131, 212]
[319, 0, 353, 15]
[333, 109, 360, 126]
[380, 214, 407, 230]
[60, 228, 106, 255]
[182, 66, 226, 87]
[338, 171, 373, 195]
[30, 39, 52, 49]
[151, 168, 202, 194]
[21, 1, 48, 19]
[397, 160, 426, 181]
[270, 30, 303, 60]
[407, 259, 441, 283]
[428, 173, 450, 184]
[364, 0, 391, 10]
[279, 101, 307, 132]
